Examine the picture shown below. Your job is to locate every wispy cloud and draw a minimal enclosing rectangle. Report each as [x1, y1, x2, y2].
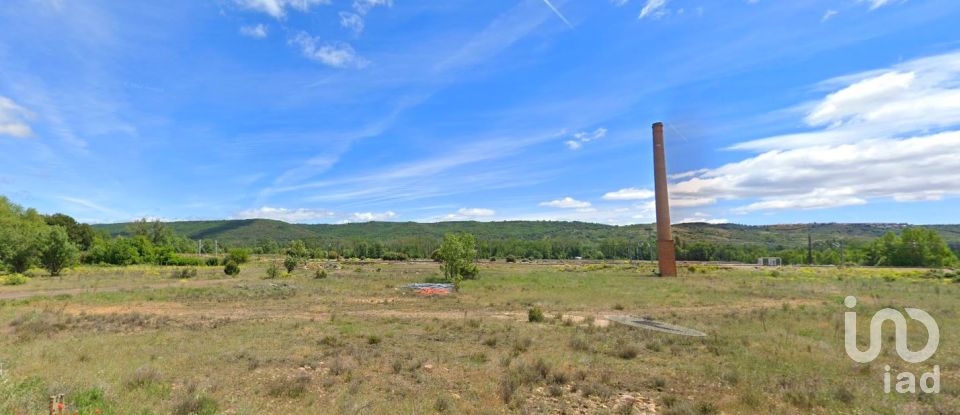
[439, 207, 497, 221]
[639, 0, 669, 19]
[540, 197, 591, 209]
[563, 127, 606, 150]
[348, 210, 397, 222]
[821, 9, 839, 22]
[858, 0, 897, 10]
[290, 32, 368, 68]
[0, 96, 35, 138]
[239, 23, 268, 38]
[602, 187, 654, 200]
[233, 206, 335, 222]
[234, 0, 330, 19]
[540, 0, 573, 28]
[352, 0, 392, 15]
[339, 11, 364, 34]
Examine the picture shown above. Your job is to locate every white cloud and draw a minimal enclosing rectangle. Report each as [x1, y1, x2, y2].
[611, 0, 630, 6]
[677, 212, 729, 224]
[858, 0, 895, 10]
[290, 32, 367, 68]
[540, 197, 592, 209]
[0, 96, 35, 138]
[439, 207, 497, 221]
[602, 187, 654, 201]
[563, 127, 606, 150]
[339, 12, 364, 34]
[233, 206, 335, 223]
[352, 0, 392, 15]
[456, 208, 496, 217]
[670, 197, 715, 208]
[639, 0, 669, 19]
[234, 0, 330, 19]
[239, 23, 268, 38]
[670, 50, 960, 213]
[821, 9, 838, 22]
[349, 210, 397, 222]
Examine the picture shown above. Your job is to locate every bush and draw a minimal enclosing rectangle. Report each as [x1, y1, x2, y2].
[283, 256, 299, 273]
[314, 268, 328, 279]
[166, 255, 204, 266]
[506, 255, 517, 263]
[528, 306, 545, 323]
[327, 250, 339, 260]
[265, 262, 282, 279]
[226, 248, 250, 264]
[1, 273, 30, 286]
[381, 251, 409, 261]
[205, 257, 220, 266]
[223, 260, 240, 276]
[172, 268, 197, 279]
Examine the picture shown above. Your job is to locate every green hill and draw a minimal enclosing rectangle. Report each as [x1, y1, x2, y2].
[92, 220, 960, 249]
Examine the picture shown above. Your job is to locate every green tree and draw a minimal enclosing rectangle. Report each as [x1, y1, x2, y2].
[286, 240, 309, 258]
[129, 219, 173, 246]
[867, 228, 957, 267]
[283, 255, 299, 273]
[40, 226, 80, 276]
[0, 197, 49, 273]
[44, 213, 96, 250]
[436, 232, 479, 289]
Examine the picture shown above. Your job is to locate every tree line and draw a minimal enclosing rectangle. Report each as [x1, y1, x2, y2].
[2, 195, 957, 276]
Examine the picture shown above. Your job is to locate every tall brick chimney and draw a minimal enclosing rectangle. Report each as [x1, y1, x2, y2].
[652, 122, 677, 277]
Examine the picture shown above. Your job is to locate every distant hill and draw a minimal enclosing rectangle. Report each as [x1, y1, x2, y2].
[91, 220, 960, 249]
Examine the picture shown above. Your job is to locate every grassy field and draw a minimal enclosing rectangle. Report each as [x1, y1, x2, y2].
[1, 260, 957, 414]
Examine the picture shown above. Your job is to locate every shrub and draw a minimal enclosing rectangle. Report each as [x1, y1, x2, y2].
[265, 262, 282, 279]
[268, 373, 311, 398]
[1, 273, 30, 286]
[314, 268, 327, 279]
[172, 386, 218, 415]
[124, 366, 162, 390]
[506, 255, 517, 263]
[226, 248, 250, 264]
[528, 306, 545, 323]
[381, 251, 408, 261]
[283, 256, 299, 273]
[327, 250, 339, 260]
[172, 268, 197, 279]
[204, 257, 220, 266]
[223, 260, 240, 276]
[615, 341, 639, 359]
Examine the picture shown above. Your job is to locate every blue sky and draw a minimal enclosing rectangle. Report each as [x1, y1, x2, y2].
[1, 0, 959, 225]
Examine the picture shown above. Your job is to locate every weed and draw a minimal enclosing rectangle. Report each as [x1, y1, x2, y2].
[615, 341, 639, 359]
[124, 367, 162, 390]
[267, 373, 311, 398]
[528, 306, 545, 323]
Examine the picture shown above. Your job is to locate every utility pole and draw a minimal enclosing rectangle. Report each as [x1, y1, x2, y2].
[214, 240, 219, 257]
[198, 239, 202, 257]
[807, 233, 814, 265]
